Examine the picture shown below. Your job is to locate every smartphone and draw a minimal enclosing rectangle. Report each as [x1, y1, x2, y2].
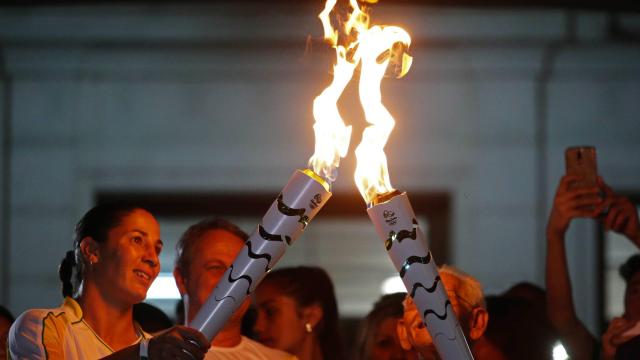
[565, 146, 598, 189]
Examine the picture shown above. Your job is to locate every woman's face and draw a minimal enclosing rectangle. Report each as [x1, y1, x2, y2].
[370, 317, 419, 360]
[625, 272, 640, 322]
[92, 209, 162, 305]
[253, 283, 308, 354]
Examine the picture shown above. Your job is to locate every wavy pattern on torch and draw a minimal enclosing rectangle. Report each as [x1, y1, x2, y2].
[258, 224, 292, 245]
[277, 194, 306, 221]
[399, 252, 432, 278]
[385, 218, 419, 250]
[433, 331, 460, 342]
[423, 300, 453, 321]
[227, 264, 253, 295]
[409, 275, 441, 298]
[245, 240, 272, 273]
[214, 294, 237, 303]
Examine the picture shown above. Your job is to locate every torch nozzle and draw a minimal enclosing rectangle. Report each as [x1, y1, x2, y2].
[371, 189, 402, 206]
[302, 168, 331, 192]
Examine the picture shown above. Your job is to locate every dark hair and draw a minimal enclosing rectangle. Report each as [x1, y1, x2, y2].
[0, 305, 14, 323]
[620, 254, 640, 283]
[175, 218, 248, 273]
[261, 266, 343, 360]
[354, 292, 406, 360]
[485, 287, 556, 360]
[58, 203, 145, 298]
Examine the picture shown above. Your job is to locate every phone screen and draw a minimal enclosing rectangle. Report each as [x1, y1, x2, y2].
[565, 146, 598, 189]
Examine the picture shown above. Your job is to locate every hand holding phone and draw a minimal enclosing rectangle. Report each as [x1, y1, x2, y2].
[565, 146, 598, 189]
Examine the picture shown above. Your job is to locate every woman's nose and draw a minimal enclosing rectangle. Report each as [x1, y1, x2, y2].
[143, 245, 159, 268]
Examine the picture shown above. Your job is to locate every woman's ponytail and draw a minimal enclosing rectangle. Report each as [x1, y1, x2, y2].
[58, 250, 76, 298]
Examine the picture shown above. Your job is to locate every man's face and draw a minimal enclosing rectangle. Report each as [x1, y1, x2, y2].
[397, 273, 475, 359]
[625, 272, 640, 322]
[178, 229, 247, 323]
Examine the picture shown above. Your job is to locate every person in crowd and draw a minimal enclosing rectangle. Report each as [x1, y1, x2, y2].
[1, 305, 15, 359]
[353, 292, 419, 360]
[173, 218, 294, 359]
[253, 266, 344, 360]
[484, 282, 557, 360]
[605, 255, 640, 360]
[133, 302, 173, 334]
[546, 175, 640, 359]
[396, 265, 501, 360]
[7, 203, 209, 359]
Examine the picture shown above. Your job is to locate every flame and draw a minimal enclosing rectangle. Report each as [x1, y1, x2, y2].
[308, 0, 361, 184]
[352, 10, 413, 204]
[310, 0, 412, 196]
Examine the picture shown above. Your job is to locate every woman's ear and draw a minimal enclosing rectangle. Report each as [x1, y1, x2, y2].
[79, 236, 100, 265]
[396, 318, 413, 350]
[469, 307, 489, 340]
[302, 303, 324, 330]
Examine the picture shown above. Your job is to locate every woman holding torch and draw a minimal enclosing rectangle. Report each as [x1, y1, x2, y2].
[8, 204, 209, 359]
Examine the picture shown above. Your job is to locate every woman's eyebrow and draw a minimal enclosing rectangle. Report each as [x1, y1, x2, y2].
[131, 229, 148, 237]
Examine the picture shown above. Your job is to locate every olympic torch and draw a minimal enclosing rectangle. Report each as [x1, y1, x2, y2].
[349, 2, 474, 358]
[189, 0, 356, 341]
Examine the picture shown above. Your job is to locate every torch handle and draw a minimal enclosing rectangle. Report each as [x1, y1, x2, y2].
[368, 192, 474, 360]
[189, 170, 332, 341]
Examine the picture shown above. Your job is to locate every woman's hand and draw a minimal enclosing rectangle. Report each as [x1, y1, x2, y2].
[148, 326, 210, 360]
[597, 179, 640, 246]
[601, 317, 636, 360]
[546, 175, 601, 240]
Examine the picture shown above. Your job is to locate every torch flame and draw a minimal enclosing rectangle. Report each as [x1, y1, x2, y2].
[308, 0, 361, 184]
[311, 0, 412, 195]
[351, 9, 413, 205]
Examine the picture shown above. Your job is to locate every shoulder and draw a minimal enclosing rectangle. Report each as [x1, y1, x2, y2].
[8, 308, 55, 359]
[10, 308, 54, 339]
[8, 300, 80, 360]
[239, 337, 297, 359]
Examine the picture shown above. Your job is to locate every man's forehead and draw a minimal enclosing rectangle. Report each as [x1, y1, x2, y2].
[200, 229, 244, 245]
[191, 229, 245, 257]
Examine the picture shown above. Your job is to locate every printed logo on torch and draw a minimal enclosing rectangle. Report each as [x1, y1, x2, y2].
[383, 210, 398, 225]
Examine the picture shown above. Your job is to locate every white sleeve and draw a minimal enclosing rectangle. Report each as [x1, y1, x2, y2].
[8, 310, 47, 360]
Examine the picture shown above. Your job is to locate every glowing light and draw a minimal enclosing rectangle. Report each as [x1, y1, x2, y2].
[552, 341, 569, 360]
[381, 275, 405, 294]
[146, 273, 181, 300]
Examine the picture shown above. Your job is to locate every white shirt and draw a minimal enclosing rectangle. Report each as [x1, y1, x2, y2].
[206, 336, 296, 360]
[8, 297, 149, 360]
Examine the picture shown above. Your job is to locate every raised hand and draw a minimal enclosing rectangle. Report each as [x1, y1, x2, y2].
[601, 317, 637, 360]
[596, 178, 640, 246]
[547, 175, 602, 240]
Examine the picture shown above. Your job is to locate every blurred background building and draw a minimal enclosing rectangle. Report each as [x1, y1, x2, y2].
[1, 0, 639, 338]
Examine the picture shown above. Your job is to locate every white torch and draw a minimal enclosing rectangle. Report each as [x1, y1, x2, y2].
[189, 0, 356, 341]
[350, 2, 474, 358]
